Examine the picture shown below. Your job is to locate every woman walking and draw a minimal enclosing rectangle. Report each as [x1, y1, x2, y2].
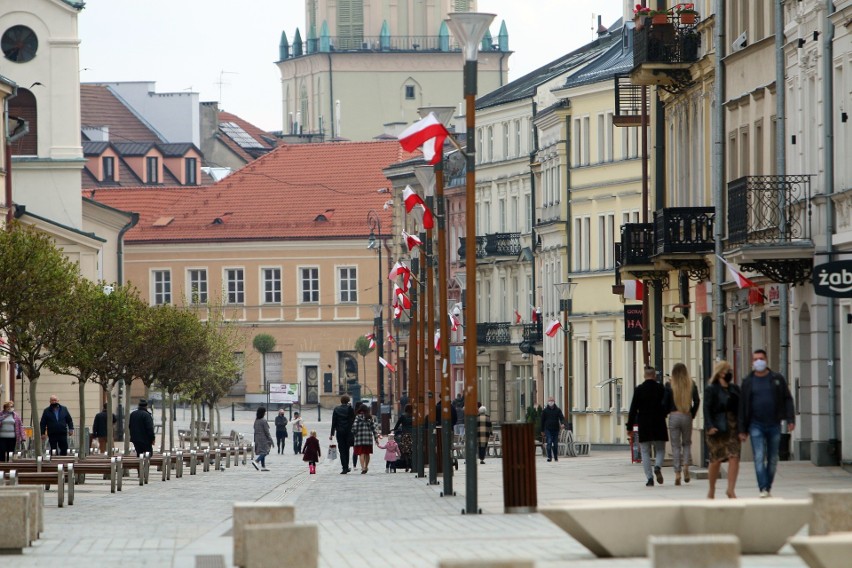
[664, 363, 701, 485]
[393, 404, 414, 472]
[352, 405, 381, 473]
[0, 401, 24, 462]
[274, 409, 288, 454]
[252, 406, 274, 471]
[704, 361, 742, 499]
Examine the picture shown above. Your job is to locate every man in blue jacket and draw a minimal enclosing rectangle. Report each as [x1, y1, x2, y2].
[40, 394, 74, 455]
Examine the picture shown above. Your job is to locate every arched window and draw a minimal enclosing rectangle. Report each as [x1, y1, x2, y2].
[299, 84, 309, 134]
[9, 88, 37, 155]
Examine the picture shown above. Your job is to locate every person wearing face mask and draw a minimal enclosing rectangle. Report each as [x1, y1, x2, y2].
[540, 397, 565, 462]
[40, 394, 74, 456]
[627, 366, 668, 487]
[0, 401, 25, 461]
[738, 349, 795, 498]
[704, 361, 741, 499]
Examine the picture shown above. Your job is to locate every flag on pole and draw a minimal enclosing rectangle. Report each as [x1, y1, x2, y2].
[623, 280, 644, 300]
[388, 261, 411, 291]
[378, 356, 396, 373]
[449, 312, 461, 331]
[545, 319, 563, 338]
[434, 330, 441, 352]
[397, 112, 450, 165]
[402, 185, 435, 230]
[387, 333, 395, 345]
[364, 333, 376, 349]
[394, 284, 411, 309]
[716, 255, 758, 289]
[532, 307, 541, 323]
[514, 309, 522, 324]
[393, 301, 403, 319]
[402, 230, 422, 251]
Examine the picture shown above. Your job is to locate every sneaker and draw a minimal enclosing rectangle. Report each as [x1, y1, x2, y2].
[547, 458, 552, 462]
[759, 490, 771, 498]
[261, 467, 269, 472]
[646, 478, 654, 487]
[251, 461, 259, 471]
[654, 467, 664, 485]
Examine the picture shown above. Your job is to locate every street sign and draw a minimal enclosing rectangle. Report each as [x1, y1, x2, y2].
[624, 305, 643, 341]
[813, 260, 852, 298]
[269, 383, 299, 404]
[662, 311, 687, 332]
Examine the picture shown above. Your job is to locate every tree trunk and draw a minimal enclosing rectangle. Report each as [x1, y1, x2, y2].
[216, 405, 222, 440]
[189, 404, 196, 448]
[159, 387, 166, 452]
[78, 379, 87, 458]
[195, 404, 202, 447]
[123, 378, 132, 455]
[168, 391, 175, 451]
[29, 377, 41, 456]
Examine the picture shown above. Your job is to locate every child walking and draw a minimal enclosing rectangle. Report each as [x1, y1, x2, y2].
[302, 430, 321, 474]
[377, 432, 401, 473]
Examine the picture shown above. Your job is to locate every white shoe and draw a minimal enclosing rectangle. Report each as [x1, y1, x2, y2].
[759, 490, 771, 498]
[261, 467, 270, 472]
[251, 461, 259, 470]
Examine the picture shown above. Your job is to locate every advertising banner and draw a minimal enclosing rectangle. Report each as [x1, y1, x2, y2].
[269, 383, 299, 404]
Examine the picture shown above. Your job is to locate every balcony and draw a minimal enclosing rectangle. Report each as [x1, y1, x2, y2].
[477, 322, 512, 346]
[620, 223, 655, 266]
[458, 232, 521, 260]
[652, 207, 714, 280]
[724, 175, 814, 284]
[631, 16, 701, 92]
[519, 322, 543, 356]
[613, 74, 648, 127]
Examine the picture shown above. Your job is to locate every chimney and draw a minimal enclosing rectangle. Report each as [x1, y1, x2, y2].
[596, 15, 608, 36]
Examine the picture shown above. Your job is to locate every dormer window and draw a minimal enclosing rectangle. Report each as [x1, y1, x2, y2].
[103, 157, 115, 182]
[185, 157, 197, 185]
[146, 156, 159, 184]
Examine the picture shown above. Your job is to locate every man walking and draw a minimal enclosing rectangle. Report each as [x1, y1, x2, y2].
[128, 399, 155, 457]
[330, 395, 356, 474]
[91, 402, 116, 453]
[738, 349, 795, 498]
[627, 367, 669, 486]
[540, 396, 565, 462]
[40, 394, 74, 456]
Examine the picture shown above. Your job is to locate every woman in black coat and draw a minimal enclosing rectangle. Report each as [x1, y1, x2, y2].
[704, 360, 742, 499]
[627, 366, 669, 486]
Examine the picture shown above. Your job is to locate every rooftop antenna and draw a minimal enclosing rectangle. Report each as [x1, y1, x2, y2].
[216, 70, 238, 106]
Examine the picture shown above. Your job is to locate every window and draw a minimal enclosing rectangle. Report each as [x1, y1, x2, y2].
[597, 114, 605, 163]
[503, 122, 510, 160]
[606, 112, 614, 162]
[225, 268, 245, 305]
[339, 267, 357, 303]
[152, 270, 171, 305]
[574, 219, 583, 271]
[301, 267, 319, 303]
[583, 217, 591, 270]
[601, 339, 613, 409]
[514, 120, 521, 157]
[573, 119, 582, 165]
[103, 157, 115, 182]
[582, 117, 590, 165]
[524, 193, 531, 233]
[185, 157, 197, 185]
[188, 269, 208, 305]
[740, 127, 750, 177]
[728, 132, 738, 181]
[599, 214, 615, 269]
[262, 268, 282, 304]
[477, 128, 484, 164]
[405, 85, 415, 99]
[498, 198, 506, 232]
[579, 339, 589, 409]
[487, 126, 494, 162]
[146, 156, 159, 184]
[754, 120, 764, 175]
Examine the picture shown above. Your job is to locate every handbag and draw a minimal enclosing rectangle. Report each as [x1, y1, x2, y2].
[301, 425, 308, 437]
[327, 444, 338, 461]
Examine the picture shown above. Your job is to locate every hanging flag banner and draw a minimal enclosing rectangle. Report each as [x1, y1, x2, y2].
[624, 305, 644, 341]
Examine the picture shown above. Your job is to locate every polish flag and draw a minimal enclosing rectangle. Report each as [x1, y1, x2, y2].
[717, 255, 758, 289]
[388, 261, 411, 291]
[397, 112, 450, 165]
[394, 285, 411, 309]
[449, 312, 461, 331]
[379, 356, 396, 373]
[514, 309, 522, 324]
[624, 280, 644, 301]
[545, 319, 563, 338]
[402, 230, 422, 252]
[402, 185, 435, 230]
[434, 330, 441, 352]
[393, 302, 403, 319]
[532, 307, 541, 323]
[387, 333, 395, 345]
[364, 333, 376, 349]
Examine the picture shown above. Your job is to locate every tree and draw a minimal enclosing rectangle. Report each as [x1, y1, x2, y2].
[252, 334, 276, 392]
[354, 335, 375, 392]
[0, 222, 81, 456]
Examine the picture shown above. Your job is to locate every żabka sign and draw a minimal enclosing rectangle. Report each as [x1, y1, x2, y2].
[812, 260, 852, 298]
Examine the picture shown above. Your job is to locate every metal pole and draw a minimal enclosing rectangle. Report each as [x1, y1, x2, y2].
[436, 151, 454, 496]
[563, 305, 570, 428]
[410, 257, 422, 476]
[418, 246, 428, 479]
[776, 0, 790, 385]
[231, 402, 235, 422]
[377, 224, 385, 426]
[426, 196, 438, 485]
[713, 0, 727, 362]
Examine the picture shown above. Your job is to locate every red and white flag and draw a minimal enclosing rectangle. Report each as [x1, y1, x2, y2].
[717, 255, 757, 289]
[545, 319, 563, 338]
[402, 230, 422, 252]
[388, 261, 411, 291]
[379, 356, 396, 373]
[393, 301, 403, 319]
[532, 307, 541, 323]
[394, 285, 411, 309]
[397, 112, 450, 165]
[449, 312, 461, 331]
[514, 309, 522, 324]
[364, 333, 376, 349]
[434, 330, 441, 352]
[387, 333, 395, 345]
[402, 185, 435, 230]
[623, 280, 644, 301]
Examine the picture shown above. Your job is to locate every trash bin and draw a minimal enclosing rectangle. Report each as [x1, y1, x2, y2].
[501, 422, 537, 514]
[779, 433, 791, 461]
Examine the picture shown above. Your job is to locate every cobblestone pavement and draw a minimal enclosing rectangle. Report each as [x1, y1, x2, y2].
[12, 408, 852, 567]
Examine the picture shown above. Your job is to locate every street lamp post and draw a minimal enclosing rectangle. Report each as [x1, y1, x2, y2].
[553, 281, 577, 430]
[368, 211, 385, 426]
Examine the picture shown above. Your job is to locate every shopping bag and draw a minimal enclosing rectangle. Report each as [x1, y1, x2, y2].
[327, 444, 338, 461]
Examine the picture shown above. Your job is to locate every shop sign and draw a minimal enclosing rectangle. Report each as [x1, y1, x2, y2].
[813, 261, 852, 298]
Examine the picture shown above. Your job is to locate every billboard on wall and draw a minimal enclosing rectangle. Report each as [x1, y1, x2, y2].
[269, 383, 299, 404]
[624, 305, 644, 341]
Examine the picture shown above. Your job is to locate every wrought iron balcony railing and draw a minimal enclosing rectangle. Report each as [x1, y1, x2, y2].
[619, 223, 655, 266]
[458, 232, 521, 259]
[633, 20, 701, 67]
[653, 207, 715, 255]
[613, 74, 648, 127]
[522, 322, 543, 344]
[726, 176, 812, 248]
[477, 322, 512, 346]
[281, 35, 509, 59]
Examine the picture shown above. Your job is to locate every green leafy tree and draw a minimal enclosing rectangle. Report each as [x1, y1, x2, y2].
[252, 333, 276, 392]
[354, 335, 375, 390]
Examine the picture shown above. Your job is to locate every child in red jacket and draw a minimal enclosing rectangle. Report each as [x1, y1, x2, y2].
[302, 430, 322, 474]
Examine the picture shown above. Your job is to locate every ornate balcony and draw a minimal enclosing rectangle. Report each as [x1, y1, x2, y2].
[458, 232, 521, 260]
[652, 207, 715, 280]
[619, 223, 668, 287]
[631, 16, 701, 92]
[519, 322, 543, 356]
[477, 322, 512, 346]
[725, 175, 814, 284]
[613, 74, 648, 127]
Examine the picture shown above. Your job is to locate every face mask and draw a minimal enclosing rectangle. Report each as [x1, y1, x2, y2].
[753, 360, 768, 372]
[547, 401, 555, 407]
[51, 402, 59, 408]
[723, 371, 733, 383]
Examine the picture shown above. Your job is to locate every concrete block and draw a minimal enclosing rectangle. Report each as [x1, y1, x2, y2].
[737, 498, 811, 554]
[439, 561, 534, 568]
[809, 489, 852, 535]
[649, 534, 740, 568]
[790, 533, 852, 568]
[243, 523, 317, 568]
[681, 501, 745, 536]
[232, 503, 296, 568]
[0, 493, 30, 553]
[0, 485, 43, 541]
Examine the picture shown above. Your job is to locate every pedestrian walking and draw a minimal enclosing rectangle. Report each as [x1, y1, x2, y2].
[393, 404, 414, 472]
[330, 395, 356, 474]
[377, 432, 401, 473]
[663, 363, 700, 485]
[704, 360, 742, 499]
[540, 396, 565, 462]
[128, 399, 155, 457]
[40, 394, 74, 456]
[302, 430, 321, 474]
[352, 404, 381, 474]
[476, 406, 492, 464]
[627, 366, 669, 486]
[452, 393, 465, 437]
[274, 409, 288, 454]
[738, 349, 795, 498]
[291, 412, 304, 454]
[0, 401, 24, 462]
[91, 402, 116, 454]
[252, 406, 273, 471]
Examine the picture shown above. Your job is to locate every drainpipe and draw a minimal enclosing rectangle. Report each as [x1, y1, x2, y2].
[4, 86, 21, 224]
[653, 93, 664, 373]
[821, 0, 838, 460]
[713, 0, 726, 362]
[327, 53, 335, 139]
[116, 212, 140, 285]
[776, 0, 790, 386]
[564, 112, 574, 424]
[529, 101, 538, 308]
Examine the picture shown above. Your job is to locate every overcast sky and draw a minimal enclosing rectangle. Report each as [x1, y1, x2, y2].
[78, 0, 624, 132]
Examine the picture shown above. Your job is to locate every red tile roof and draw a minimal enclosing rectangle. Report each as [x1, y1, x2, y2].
[88, 141, 411, 244]
[80, 85, 163, 144]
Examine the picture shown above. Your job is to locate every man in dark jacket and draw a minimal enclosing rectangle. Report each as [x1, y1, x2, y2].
[738, 349, 795, 498]
[329, 395, 356, 474]
[40, 394, 74, 455]
[91, 402, 116, 453]
[627, 367, 669, 486]
[128, 399, 155, 456]
[540, 396, 565, 462]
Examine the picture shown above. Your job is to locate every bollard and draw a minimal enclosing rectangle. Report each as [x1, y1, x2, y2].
[232, 402, 235, 422]
[501, 422, 537, 514]
[317, 403, 321, 422]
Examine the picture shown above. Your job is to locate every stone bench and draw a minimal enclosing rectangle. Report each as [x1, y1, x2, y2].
[0, 493, 30, 553]
[648, 534, 741, 568]
[809, 489, 852, 535]
[2, 464, 72, 507]
[540, 498, 810, 557]
[232, 503, 296, 568]
[439, 561, 534, 568]
[243, 523, 318, 568]
[789, 533, 852, 568]
[0, 485, 43, 545]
